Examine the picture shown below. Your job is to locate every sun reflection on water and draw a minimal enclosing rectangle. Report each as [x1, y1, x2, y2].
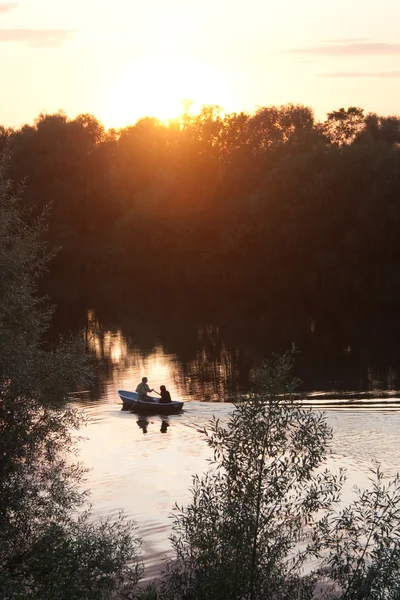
[85, 309, 245, 403]
[75, 309, 400, 580]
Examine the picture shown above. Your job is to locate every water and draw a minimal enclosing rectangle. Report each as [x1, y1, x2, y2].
[44, 285, 400, 578]
[71, 322, 400, 579]
[50, 279, 400, 398]
[74, 399, 219, 578]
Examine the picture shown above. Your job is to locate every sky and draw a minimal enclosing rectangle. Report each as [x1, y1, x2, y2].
[1, 0, 400, 129]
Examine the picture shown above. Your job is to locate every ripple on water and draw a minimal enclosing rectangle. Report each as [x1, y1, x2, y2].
[74, 398, 400, 578]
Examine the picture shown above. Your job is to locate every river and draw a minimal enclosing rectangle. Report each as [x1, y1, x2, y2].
[67, 306, 400, 580]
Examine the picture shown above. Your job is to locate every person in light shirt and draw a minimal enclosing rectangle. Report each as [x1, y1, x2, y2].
[135, 377, 157, 402]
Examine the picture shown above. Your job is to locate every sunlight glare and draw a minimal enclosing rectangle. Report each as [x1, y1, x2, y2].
[104, 58, 231, 127]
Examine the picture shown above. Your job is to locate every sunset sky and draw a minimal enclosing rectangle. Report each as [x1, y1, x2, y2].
[1, 0, 400, 128]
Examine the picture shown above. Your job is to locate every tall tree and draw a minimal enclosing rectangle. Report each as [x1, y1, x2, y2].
[0, 161, 142, 599]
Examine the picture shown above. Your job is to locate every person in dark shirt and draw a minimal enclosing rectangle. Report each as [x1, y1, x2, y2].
[159, 385, 172, 403]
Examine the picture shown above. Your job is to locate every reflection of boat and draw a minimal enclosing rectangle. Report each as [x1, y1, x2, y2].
[118, 390, 184, 414]
[137, 416, 149, 434]
[160, 418, 170, 433]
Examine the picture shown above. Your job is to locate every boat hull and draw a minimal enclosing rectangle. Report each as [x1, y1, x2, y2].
[118, 390, 184, 414]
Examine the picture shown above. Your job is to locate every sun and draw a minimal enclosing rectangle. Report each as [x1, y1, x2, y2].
[103, 58, 231, 128]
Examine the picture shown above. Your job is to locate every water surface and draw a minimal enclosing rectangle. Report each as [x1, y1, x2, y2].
[50, 295, 400, 578]
[75, 375, 400, 579]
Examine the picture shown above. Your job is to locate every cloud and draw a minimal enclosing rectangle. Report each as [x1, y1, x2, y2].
[319, 71, 400, 78]
[321, 38, 371, 44]
[0, 2, 19, 12]
[289, 42, 400, 56]
[0, 28, 75, 47]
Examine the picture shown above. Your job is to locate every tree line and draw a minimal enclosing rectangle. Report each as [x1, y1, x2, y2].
[2, 104, 400, 313]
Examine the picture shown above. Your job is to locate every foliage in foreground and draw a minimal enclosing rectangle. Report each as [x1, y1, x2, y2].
[160, 354, 400, 600]
[317, 468, 400, 599]
[0, 162, 142, 599]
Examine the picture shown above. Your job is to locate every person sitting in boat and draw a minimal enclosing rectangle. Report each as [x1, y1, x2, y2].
[159, 385, 172, 403]
[136, 377, 157, 402]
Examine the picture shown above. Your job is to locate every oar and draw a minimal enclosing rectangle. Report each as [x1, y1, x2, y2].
[144, 388, 160, 403]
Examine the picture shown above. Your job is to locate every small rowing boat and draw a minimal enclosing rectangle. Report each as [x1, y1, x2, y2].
[118, 390, 184, 414]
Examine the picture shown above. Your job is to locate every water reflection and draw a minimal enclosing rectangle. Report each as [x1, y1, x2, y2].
[74, 397, 400, 581]
[86, 309, 129, 364]
[133, 416, 170, 435]
[137, 416, 149, 434]
[48, 290, 400, 579]
[85, 308, 244, 403]
[160, 418, 170, 434]
[84, 307, 400, 407]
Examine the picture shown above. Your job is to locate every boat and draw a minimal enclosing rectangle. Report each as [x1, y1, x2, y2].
[118, 390, 184, 414]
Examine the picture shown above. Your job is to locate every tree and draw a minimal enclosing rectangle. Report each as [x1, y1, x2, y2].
[161, 352, 400, 600]
[323, 107, 365, 145]
[0, 160, 142, 599]
[317, 468, 400, 599]
[161, 353, 344, 600]
[359, 112, 400, 146]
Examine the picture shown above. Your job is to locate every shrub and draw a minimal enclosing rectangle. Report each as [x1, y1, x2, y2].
[0, 160, 142, 599]
[161, 353, 344, 600]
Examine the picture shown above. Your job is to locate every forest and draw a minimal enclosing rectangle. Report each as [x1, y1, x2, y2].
[2, 103, 400, 318]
